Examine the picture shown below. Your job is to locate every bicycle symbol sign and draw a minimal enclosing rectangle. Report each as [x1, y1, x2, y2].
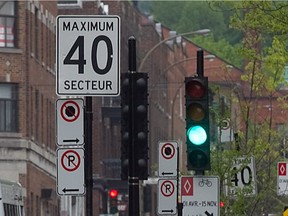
[182, 176, 220, 216]
[198, 178, 212, 187]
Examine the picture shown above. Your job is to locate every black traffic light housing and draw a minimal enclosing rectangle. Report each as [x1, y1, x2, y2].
[185, 76, 210, 171]
[121, 73, 130, 180]
[108, 189, 119, 214]
[121, 72, 149, 180]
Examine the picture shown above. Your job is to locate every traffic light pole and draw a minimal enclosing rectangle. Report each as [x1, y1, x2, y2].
[197, 49, 204, 77]
[177, 146, 183, 216]
[128, 36, 140, 216]
[85, 96, 93, 216]
[196, 49, 205, 176]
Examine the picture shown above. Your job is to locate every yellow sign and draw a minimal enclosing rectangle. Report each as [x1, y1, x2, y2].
[283, 208, 288, 216]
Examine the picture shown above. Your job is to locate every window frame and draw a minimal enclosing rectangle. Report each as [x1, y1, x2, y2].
[0, 1, 17, 48]
[0, 83, 18, 132]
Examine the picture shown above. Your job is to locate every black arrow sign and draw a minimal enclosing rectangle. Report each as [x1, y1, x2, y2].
[205, 211, 213, 216]
[162, 209, 174, 213]
[63, 138, 80, 143]
[162, 172, 174, 176]
[62, 188, 80, 193]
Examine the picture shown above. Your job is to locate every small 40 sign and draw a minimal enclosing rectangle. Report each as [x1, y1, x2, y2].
[225, 157, 257, 197]
[56, 15, 120, 96]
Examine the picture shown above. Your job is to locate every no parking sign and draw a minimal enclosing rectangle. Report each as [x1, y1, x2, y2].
[158, 141, 178, 178]
[56, 98, 84, 146]
[57, 148, 85, 195]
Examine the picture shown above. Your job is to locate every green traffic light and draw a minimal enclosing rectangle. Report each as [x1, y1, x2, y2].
[187, 125, 207, 145]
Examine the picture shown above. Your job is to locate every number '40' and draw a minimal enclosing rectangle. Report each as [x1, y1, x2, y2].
[231, 165, 252, 186]
[63, 35, 113, 75]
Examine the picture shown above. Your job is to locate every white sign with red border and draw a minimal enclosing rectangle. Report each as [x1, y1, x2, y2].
[157, 179, 177, 215]
[56, 98, 84, 146]
[181, 176, 220, 216]
[57, 148, 85, 195]
[158, 141, 178, 178]
[278, 162, 288, 195]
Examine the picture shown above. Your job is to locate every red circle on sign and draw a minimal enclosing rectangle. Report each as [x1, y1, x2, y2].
[60, 101, 80, 122]
[61, 149, 81, 172]
[161, 143, 175, 160]
[160, 180, 174, 197]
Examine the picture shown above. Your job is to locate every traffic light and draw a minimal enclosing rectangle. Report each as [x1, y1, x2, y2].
[185, 76, 210, 171]
[220, 201, 225, 208]
[109, 189, 118, 214]
[121, 73, 130, 180]
[132, 73, 149, 180]
[121, 72, 149, 180]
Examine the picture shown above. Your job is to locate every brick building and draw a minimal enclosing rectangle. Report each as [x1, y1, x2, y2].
[0, 0, 59, 215]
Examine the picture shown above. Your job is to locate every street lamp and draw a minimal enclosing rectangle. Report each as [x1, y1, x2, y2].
[138, 29, 211, 72]
[159, 55, 215, 78]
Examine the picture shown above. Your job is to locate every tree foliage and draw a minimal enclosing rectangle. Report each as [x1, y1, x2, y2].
[211, 1, 288, 215]
[150, 1, 242, 67]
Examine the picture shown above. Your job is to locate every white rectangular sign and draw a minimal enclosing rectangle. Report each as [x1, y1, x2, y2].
[278, 162, 288, 195]
[157, 179, 177, 215]
[57, 148, 85, 195]
[158, 141, 178, 178]
[181, 176, 219, 216]
[56, 98, 84, 146]
[56, 15, 120, 96]
[225, 157, 256, 196]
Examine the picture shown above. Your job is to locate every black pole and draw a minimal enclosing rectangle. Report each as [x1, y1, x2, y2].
[85, 96, 93, 216]
[128, 36, 140, 216]
[177, 146, 183, 216]
[196, 49, 205, 176]
[197, 49, 204, 77]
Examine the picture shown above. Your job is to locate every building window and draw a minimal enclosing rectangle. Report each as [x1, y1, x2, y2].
[0, 83, 18, 132]
[0, 1, 16, 48]
[57, 0, 82, 8]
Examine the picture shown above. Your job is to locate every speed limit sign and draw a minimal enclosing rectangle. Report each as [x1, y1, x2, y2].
[225, 156, 257, 196]
[56, 15, 120, 96]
